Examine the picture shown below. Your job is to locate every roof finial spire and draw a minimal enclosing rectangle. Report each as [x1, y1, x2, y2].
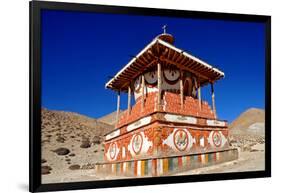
[162, 24, 167, 34]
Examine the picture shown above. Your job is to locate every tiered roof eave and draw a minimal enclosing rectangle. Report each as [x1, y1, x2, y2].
[105, 37, 225, 92]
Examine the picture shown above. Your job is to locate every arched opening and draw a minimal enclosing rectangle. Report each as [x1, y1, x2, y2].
[183, 77, 193, 96]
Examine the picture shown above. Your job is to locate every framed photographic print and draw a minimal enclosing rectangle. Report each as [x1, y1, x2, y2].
[30, 1, 271, 192]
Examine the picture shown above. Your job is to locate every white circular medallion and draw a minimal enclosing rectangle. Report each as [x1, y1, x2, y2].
[132, 134, 143, 154]
[163, 69, 180, 84]
[212, 132, 222, 147]
[109, 142, 117, 159]
[173, 129, 189, 151]
[144, 70, 157, 86]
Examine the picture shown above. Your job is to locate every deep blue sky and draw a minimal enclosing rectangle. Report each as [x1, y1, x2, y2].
[41, 10, 265, 122]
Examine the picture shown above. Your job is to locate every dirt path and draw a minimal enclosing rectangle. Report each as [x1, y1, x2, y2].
[42, 144, 264, 184]
[176, 144, 265, 176]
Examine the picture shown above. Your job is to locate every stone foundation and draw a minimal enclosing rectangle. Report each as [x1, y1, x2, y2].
[95, 148, 238, 177]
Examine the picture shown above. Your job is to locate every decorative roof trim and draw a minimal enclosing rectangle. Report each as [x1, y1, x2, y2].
[105, 38, 158, 89]
[157, 39, 225, 77]
[105, 37, 225, 90]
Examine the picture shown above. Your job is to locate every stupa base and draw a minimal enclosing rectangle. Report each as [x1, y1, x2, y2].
[95, 148, 238, 177]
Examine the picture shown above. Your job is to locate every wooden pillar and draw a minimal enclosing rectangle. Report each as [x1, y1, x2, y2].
[157, 62, 162, 110]
[127, 85, 131, 115]
[211, 83, 217, 119]
[180, 71, 184, 109]
[141, 75, 145, 112]
[115, 90, 120, 128]
[198, 78, 201, 111]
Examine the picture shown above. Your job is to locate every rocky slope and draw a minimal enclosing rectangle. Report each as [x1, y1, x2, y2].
[98, 110, 124, 126]
[229, 108, 265, 151]
[229, 108, 265, 133]
[41, 108, 114, 183]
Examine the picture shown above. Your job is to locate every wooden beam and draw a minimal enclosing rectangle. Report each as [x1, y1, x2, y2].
[145, 52, 153, 61]
[198, 79, 201, 111]
[167, 48, 171, 59]
[181, 56, 190, 66]
[118, 59, 157, 91]
[121, 71, 135, 77]
[133, 61, 143, 68]
[129, 66, 140, 72]
[171, 50, 178, 61]
[194, 64, 208, 73]
[175, 53, 184, 63]
[162, 48, 169, 57]
[180, 70, 184, 109]
[147, 49, 154, 57]
[116, 76, 132, 81]
[178, 54, 186, 64]
[136, 58, 146, 66]
[156, 42, 160, 56]
[211, 83, 217, 119]
[127, 85, 131, 115]
[157, 62, 162, 110]
[140, 55, 149, 64]
[190, 61, 201, 70]
[160, 56, 211, 82]
[115, 90, 121, 128]
[186, 58, 198, 70]
[141, 75, 145, 112]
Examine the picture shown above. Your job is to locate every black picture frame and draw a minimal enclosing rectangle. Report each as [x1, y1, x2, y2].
[29, 1, 271, 192]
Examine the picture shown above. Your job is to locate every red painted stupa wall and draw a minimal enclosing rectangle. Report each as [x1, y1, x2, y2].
[104, 91, 228, 163]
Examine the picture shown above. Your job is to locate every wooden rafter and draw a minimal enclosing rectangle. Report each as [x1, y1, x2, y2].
[171, 50, 178, 61]
[178, 54, 186, 64]
[140, 55, 149, 64]
[167, 48, 171, 59]
[118, 59, 157, 91]
[175, 53, 184, 63]
[106, 37, 224, 91]
[160, 56, 211, 82]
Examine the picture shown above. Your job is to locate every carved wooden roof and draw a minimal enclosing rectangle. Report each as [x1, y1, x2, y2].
[105, 35, 225, 92]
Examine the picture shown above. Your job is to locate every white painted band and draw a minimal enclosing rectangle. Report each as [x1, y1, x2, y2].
[127, 116, 152, 132]
[206, 120, 226, 127]
[164, 114, 197, 124]
[105, 129, 121, 140]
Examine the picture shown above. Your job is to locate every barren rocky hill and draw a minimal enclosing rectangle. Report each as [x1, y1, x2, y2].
[41, 108, 114, 183]
[42, 108, 114, 137]
[98, 110, 124, 126]
[229, 108, 265, 129]
[228, 108, 265, 152]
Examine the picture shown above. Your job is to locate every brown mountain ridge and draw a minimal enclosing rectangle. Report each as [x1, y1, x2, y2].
[229, 108, 265, 133]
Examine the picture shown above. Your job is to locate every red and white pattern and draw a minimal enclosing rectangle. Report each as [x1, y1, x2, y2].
[208, 131, 227, 148]
[106, 142, 120, 161]
[163, 128, 195, 152]
[132, 133, 143, 154]
[173, 129, 189, 151]
[127, 131, 152, 157]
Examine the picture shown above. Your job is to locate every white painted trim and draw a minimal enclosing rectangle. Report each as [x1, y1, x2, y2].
[164, 114, 197, 124]
[126, 116, 152, 132]
[157, 159, 163, 175]
[105, 38, 158, 88]
[206, 119, 226, 127]
[105, 129, 121, 140]
[137, 161, 142, 176]
[200, 136, 205, 147]
[123, 162, 127, 173]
